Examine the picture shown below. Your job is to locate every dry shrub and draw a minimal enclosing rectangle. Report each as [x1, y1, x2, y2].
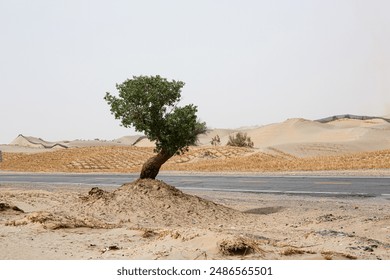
[219, 237, 264, 256]
[321, 251, 357, 260]
[158, 230, 181, 240]
[142, 230, 158, 239]
[281, 248, 307, 256]
[226, 132, 254, 148]
[340, 253, 357, 260]
[321, 252, 333, 260]
[6, 211, 114, 230]
[0, 202, 24, 213]
[88, 187, 107, 198]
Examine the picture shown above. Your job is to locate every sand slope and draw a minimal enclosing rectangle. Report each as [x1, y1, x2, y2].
[242, 118, 390, 156]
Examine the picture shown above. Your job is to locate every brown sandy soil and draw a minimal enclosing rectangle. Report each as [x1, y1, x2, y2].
[2, 146, 390, 173]
[0, 146, 253, 173]
[1, 180, 389, 260]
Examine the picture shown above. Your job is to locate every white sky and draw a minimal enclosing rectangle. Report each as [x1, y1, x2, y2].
[1, 0, 389, 144]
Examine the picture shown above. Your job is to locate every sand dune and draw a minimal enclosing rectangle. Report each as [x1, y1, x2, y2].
[242, 117, 390, 156]
[10, 134, 68, 149]
[178, 116, 390, 156]
[2, 115, 390, 173]
[2, 115, 390, 159]
[2, 134, 148, 154]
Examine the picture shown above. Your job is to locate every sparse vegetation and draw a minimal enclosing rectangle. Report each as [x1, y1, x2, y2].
[219, 237, 264, 256]
[210, 135, 221, 146]
[281, 248, 314, 256]
[227, 132, 254, 148]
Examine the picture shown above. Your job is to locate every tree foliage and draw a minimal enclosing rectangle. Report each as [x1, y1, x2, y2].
[104, 75, 207, 157]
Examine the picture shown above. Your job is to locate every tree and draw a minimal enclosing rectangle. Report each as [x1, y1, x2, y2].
[104, 75, 207, 179]
[226, 132, 254, 148]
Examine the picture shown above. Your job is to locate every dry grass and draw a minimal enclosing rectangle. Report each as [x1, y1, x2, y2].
[280, 248, 313, 256]
[218, 237, 265, 256]
[1, 146, 390, 173]
[320, 251, 358, 260]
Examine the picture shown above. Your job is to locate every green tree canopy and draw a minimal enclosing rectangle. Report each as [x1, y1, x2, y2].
[104, 75, 207, 179]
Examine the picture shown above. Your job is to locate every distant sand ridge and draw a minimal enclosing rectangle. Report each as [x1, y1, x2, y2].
[1, 115, 390, 172]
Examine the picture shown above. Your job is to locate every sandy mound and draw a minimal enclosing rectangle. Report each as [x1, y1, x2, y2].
[0, 180, 267, 259]
[114, 179, 245, 227]
[4, 180, 246, 231]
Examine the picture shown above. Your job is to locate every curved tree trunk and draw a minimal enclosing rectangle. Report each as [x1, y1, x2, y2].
[140, 149, 172, 179]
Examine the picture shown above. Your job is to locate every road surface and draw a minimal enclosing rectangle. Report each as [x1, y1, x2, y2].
[1, 173, 390, 197]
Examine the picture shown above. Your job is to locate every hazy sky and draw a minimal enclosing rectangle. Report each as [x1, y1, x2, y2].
[1, 0, 389, 144]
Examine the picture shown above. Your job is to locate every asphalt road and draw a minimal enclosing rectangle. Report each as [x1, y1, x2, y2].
[1, 173, 390, 197]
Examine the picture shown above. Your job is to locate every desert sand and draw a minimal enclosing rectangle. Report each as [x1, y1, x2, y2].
[1, 180, 389, 260]
[1, 116, 390, 260]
